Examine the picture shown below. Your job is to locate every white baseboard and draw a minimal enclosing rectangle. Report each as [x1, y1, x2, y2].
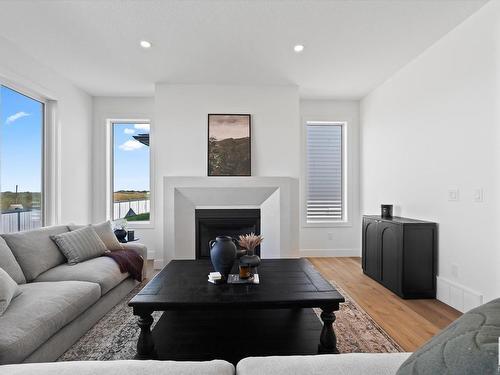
[299, 249, 360, 257]
[437, 276, 483, 313]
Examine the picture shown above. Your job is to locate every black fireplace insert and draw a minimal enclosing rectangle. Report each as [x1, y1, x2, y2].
[195, 209, 261, 259]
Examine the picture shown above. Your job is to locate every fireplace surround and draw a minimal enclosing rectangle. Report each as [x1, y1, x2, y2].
[163, 176, 299, 263]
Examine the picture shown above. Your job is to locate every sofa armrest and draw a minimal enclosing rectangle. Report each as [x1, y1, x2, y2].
[121, 242, 147, 260]
[120, 242, 148, 280]
[236, 353, 412, 375]
[0, 360, 235, 375]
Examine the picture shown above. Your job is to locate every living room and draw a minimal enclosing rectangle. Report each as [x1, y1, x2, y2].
[0, 1, 498, 374]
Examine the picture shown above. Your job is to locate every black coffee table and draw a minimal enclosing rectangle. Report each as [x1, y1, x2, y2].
[129, 259, 344, 362]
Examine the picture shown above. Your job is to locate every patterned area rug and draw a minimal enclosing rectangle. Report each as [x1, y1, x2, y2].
[58, 281, 402, 361]
[319, 283, 402, 353]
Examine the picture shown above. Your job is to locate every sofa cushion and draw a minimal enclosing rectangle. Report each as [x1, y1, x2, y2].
[396, 298, 500, 375]
[237, 353, 412, 375]
[51, 226, 107, 265]
[34, 256, 129, 295]
[0, 267, 22, 316]
[2, 225, 68, 281]
[0, 236, 26, 284]
[69, 221, 123, 251]
[0, 360, 235, 375]
[0, 281, 100, 364]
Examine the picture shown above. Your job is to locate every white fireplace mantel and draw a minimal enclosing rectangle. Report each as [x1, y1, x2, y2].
[163, 176, 299, 262]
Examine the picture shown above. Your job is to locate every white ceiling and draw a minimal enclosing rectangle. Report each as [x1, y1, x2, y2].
[0, 0, 488, 98]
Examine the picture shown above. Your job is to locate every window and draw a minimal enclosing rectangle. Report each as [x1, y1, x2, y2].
[0, 85, 44, 233]
[111, 121, 151, 223]
[306, 121, 345, 223]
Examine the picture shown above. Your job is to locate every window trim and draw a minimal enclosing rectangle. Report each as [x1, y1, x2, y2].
[302, 119, 350, 228]
[0, 81, 48, 229]
[106, 118, 154, 229]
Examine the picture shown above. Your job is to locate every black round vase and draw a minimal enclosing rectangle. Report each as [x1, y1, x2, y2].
[209, 236, 237, 280]
[240, 249, 261, 270]
[114, 229, 127, 243]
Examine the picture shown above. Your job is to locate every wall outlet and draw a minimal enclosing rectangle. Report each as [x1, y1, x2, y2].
[451, 263, 459, 278]
[328, 232, 334, 240]
[448, 189, 459, 202]
[473, 188, 484, 203]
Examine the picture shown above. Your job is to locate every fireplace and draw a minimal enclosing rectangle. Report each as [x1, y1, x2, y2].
[195, 209, 261, 259]
[164, 177, 299, 263]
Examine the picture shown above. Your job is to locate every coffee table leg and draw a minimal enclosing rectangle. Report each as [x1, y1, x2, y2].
[318, 307, 339, 354]
[135, 312, 157, 359]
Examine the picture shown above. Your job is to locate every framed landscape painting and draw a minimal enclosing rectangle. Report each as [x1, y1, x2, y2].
[208, 114, 251, 176]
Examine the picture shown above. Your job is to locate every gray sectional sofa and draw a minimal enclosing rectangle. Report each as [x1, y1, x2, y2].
[0, 354, 411, 375]
[1, 299, 498, 375]
[0, 225, 147, 365]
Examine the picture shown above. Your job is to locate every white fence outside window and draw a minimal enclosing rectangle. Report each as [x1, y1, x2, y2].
[113, 199, 150, 220]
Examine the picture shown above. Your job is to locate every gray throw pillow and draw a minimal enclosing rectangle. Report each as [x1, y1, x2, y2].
[396, 298, 500, 375]
[2, 225, 68, 281]
[0, 267, 21, 316]
[68, 221, 123, 251]
[51, 226, 108, 265]
[0, 236, 26, 284]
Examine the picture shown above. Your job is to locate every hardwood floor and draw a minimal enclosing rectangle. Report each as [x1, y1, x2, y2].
[145, 259, 157, 280]
[308, 257, 462, 352]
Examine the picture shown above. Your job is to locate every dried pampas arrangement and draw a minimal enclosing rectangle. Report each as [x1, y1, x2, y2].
[238, 233, 263, 254]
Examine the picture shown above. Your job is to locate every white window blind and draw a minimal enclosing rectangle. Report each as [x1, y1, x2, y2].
[306, 122, 344, 222]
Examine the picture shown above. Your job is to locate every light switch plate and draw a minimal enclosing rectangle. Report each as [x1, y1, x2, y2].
[448, 189, 459, 202]
[473, 188, 484, 203]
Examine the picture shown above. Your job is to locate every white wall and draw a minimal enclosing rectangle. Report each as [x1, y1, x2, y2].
[0, 36, 93, 224]
[360, 1, 500, 309]
[91, 96, 155, 255]
[299, 100, 361, 256]
[154, 84, 300, 264]
[155, 84, 300, 177]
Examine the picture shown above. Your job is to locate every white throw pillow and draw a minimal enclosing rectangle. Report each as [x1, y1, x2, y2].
[0, 267, 21, 316]
[51, 226, 108, 265]
[92, 221, 124, 251]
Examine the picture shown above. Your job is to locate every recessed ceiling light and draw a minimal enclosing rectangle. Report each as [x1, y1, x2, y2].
[294, 44, 304, 53]
[140, 40, 152, 49]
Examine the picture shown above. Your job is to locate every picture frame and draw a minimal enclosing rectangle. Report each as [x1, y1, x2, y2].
[207, 114, 251, 176]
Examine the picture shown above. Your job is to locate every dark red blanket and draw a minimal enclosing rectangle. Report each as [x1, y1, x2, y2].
[104, 249, 144, 282]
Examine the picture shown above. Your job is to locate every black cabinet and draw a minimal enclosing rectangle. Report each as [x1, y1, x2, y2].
[363, 219, 380, 280]
[362, 215, 437, 299]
